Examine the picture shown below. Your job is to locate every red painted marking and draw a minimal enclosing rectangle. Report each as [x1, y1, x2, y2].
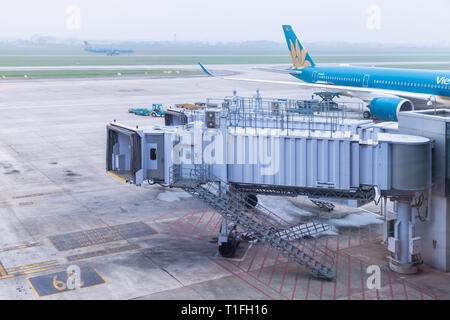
[153, 209, 174, 222]
[387, 272, 395, 300]
[333, 253, 339, 300]
[198, 210, 216, 237]
[347, 228, 351, 249]
[347, 255, 351, 300]
[209, 216, 222, 236]
[402, 279, 409, 300]
[419, 287, 424, 300]
[153, 200, 189, 224]
[336, 233, 340, 251]
[171, 211, 192, 231]
[360, 262, 366, 300]
[267, 252, 280, 286]
[358, 227, 362, 246]
[189, 207, 209, 235]
[153, 220, 175, 236]
[257, 246, 271, 279]
[368, 224, 373, 242]
[319, 280, 324, 300]
[376, 288, 380, 300]
[231, 261, 291, 300]
[181, 209, 197, 232]
[305, 277, 311, 300]
[278, 260, 289, 294]
[214, 260, 275, 300]
[247, 242, 261, 272]
[291, 267, 300, 300]
[341, 251, 440, 300]
[319, 235, 329, 300]
[311, 237, 318, 258]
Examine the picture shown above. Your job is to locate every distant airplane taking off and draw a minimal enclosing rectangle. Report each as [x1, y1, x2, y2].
[199, 25, 450, 121]
[83, 41, 134, 56]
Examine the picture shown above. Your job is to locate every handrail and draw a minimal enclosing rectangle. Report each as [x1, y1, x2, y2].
[169, 164, 335, 274]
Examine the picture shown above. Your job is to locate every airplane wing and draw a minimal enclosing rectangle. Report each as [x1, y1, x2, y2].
[198, 63, 441, 107]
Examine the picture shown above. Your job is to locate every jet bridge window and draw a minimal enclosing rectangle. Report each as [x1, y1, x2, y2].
[150, 148, 157, 161]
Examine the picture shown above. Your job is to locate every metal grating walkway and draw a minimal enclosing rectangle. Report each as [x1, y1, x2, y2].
[169, 165, 335, 280]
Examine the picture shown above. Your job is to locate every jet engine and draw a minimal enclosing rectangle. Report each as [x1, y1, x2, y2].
[369, 97, 414, 121]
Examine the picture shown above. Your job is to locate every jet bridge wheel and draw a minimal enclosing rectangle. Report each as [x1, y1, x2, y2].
[244, 194, 258, 208]
[363, 111, 372, 119]
[219, 237, 237, 258]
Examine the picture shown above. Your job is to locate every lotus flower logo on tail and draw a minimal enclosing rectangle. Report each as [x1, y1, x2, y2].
[289, 39, 312, 69]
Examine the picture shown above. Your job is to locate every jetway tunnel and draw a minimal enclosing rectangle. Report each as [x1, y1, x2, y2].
[106, 96, 438, 278]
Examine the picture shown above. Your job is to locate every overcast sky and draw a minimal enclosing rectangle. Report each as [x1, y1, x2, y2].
[0, 0, 448, 44]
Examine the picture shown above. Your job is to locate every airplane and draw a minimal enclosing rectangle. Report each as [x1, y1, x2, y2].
[199, 25, 450, 121]
[83, 41, 134, 56]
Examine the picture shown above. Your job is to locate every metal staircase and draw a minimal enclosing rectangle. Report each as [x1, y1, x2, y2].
[169, 165, 335, 280]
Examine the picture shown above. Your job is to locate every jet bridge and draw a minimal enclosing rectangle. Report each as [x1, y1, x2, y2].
[106, 96, 433, 279]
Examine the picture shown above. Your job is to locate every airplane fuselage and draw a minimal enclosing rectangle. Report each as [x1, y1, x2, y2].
[84, 48, 134, 55]
[290, 65, 450, 106]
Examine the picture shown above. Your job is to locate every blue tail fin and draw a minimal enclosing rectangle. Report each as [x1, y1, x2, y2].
[282, 25, 315, 69]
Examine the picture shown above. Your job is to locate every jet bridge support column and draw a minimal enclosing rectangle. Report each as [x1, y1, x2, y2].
[397, 200, 412, 266]
[388, 197, 420, 274]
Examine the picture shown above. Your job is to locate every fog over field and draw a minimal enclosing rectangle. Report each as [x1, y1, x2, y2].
[0, 0, 448, 45]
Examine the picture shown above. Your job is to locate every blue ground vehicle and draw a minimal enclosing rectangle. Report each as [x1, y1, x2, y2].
[128, 104, 164, 117]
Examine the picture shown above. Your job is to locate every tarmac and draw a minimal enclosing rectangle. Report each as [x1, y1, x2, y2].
[0, 64, 449, 300]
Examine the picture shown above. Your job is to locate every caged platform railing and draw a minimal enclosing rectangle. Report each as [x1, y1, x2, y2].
[169, 164, 336, 280]
[186, 96, 365, 138]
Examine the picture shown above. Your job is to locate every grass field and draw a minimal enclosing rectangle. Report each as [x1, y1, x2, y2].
[0, 69, 202, 80]
[0, 53, 449, 67]
[0, 49, 448, 80]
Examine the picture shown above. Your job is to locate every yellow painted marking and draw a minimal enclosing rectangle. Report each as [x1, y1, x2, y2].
[21, 265, 60, 275]
[7, 260, 58, 273]
[26, 278, 40, 297]
[0, 263, 7, 277]
[0, 242, 41, 253]
[0, 265, 60, 280]
[107, 171, 128, 183]
[27, 266, 107, 298]
[438, 96, 450, 101]
[0, 198, 6, 201]
[11, 190, 64, 200]
[18, 201, 34, 206]
[0, 204, 11, 209]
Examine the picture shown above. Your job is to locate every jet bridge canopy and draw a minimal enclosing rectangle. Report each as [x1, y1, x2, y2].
[106, 124, 142, 184]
